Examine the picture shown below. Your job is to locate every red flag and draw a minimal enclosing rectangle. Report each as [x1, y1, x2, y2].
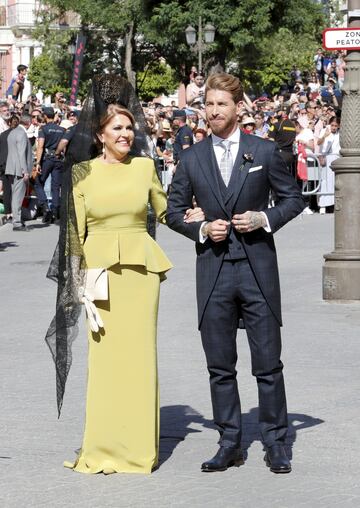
[297, 142, 308, 180]
[69, 33, 87, 106]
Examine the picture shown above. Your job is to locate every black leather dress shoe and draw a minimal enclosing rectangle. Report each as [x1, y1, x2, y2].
[264, 444, 291, 473]
[201, 446, 244, 472]
[42, 207, 52, 224]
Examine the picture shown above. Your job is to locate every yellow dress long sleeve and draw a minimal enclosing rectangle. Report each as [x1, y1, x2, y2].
[65, 156, 172, 474]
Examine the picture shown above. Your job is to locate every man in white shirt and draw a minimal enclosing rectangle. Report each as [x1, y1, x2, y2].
[167, 73, 305, 475]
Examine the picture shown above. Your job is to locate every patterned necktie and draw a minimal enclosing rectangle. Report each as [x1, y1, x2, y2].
[219, 140, 233, 186]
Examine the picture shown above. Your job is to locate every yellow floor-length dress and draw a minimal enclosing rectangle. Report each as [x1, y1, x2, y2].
[64, 156, 172, 474]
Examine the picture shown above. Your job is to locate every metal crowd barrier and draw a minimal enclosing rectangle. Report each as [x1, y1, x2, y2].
[301, 152, 334, 197]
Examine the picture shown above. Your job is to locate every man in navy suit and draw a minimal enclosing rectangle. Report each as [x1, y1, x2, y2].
[167, 73, 305, 474]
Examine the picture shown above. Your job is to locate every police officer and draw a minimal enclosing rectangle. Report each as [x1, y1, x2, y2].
[34, 107, 65, 223]
[55, 110, 79, 158]
[172, 110, 193, 163]
[268, 108, 296, 175]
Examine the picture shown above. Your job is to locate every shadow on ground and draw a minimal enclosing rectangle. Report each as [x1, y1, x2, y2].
[159, 405, 324, 466]
[0, 241, 18, 251]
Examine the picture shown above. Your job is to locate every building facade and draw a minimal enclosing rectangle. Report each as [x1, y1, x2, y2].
[0, 0, 79, 99]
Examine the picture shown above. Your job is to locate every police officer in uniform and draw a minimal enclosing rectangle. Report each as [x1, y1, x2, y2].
[172, 110, 193, 163]
[268, 108, 296, 175]
[34, 107, 65, 223]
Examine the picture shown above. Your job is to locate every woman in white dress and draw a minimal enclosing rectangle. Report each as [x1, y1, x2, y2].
[316, 116, 340, 213]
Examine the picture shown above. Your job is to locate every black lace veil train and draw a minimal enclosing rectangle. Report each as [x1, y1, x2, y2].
[45, 75, 158, 416]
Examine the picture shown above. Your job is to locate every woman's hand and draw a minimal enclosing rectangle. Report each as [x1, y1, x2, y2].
[183, 207, 205, 223]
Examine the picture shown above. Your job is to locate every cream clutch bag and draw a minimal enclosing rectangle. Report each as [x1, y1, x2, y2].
[80, 269, 108, 332]
[84, 268, 108, 301]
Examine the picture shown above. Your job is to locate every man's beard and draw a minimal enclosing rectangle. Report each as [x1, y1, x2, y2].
[208, 116, 236, 137]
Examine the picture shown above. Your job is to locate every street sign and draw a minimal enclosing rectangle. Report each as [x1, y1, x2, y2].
[323, 27, 360, 50]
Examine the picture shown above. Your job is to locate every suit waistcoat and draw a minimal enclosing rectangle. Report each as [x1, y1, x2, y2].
[215, 161, 247, 260]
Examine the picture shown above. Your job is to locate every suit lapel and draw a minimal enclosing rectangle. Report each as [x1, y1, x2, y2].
[226, 133, 258, 210]
[195, 137, 228, 217]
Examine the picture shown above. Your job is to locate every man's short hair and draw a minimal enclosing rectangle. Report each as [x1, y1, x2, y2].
[20, 113, 31, 126]
[205, 73, 244, 103]
[0, 100, 8, 109]
[17, 64, 28, 73]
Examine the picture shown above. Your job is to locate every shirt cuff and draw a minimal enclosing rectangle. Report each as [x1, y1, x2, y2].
[261, 212, 271, 232]
[199, 221, 208, 243]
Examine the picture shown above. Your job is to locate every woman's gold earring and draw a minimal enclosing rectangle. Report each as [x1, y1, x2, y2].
[102, 141, 105, 157]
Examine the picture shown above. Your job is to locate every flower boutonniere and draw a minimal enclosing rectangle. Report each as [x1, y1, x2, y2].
[239, 152, 254, 171]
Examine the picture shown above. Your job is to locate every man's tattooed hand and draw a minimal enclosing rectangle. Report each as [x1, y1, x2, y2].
[231, 211, 267, 233]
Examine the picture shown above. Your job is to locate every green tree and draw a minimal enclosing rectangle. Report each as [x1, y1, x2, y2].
[145, 0, 326, 93]
[137, 61, 179, 101]
[27, 54, 70, 96]
[43, 0, 151, 88]
[27, 11, 76, 97]
[32, 0, 327, 97]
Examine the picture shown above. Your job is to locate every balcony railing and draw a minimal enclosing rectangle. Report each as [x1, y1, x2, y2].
[7, 2, 81, 29]
[8, 3, 36, 27]
[0, 6, 6, 27]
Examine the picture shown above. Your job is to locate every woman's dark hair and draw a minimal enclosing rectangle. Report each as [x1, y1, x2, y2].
[254, 111, 264, 119]
[329, 116, 340, 125]
[194, 128, 207, 138]
[9, 113, 20, 128]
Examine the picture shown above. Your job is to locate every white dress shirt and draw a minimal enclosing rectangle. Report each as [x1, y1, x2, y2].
[212, 128, 241, 168]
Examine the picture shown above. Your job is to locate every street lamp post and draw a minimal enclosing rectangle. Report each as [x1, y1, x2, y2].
[185, 16, 215, 74]
[322, 0, 360, 300]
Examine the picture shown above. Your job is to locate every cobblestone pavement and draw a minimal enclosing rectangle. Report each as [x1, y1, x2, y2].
[1, 214, 359, 508]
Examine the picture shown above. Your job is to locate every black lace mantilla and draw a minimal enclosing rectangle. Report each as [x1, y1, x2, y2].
[45, 76, 159, 416]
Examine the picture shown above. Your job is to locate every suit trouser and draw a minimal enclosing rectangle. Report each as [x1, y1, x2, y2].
[6, 175, 26, 226]
[34, 157, 63, 209]
[200, 258, 288, 448]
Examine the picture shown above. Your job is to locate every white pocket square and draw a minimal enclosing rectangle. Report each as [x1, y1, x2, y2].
[248, 165, 263, 173]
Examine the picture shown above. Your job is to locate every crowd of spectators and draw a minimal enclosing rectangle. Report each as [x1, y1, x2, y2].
[0, 50, 344, 229]
[0, 84, 80, 230]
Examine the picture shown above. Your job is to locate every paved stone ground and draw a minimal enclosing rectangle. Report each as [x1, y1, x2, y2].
[0, 214, 359, 508]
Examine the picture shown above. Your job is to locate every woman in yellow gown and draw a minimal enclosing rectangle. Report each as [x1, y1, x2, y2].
[60, 103, 202, 474]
